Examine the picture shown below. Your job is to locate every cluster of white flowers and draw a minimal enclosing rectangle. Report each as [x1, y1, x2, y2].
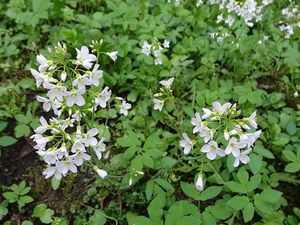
[279, 2, 300, 39]
[141, 38, 170, 65]
[180, 101, 261, 168]
[153, 78, 174, 111]
[31, 42, 131, 180]
[210, 0, 272, 27]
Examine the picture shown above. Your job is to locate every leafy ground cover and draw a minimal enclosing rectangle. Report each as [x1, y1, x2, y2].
[1, 0, 300, 224]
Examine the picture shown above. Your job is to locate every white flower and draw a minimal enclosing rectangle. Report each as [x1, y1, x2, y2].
[72, 74, 90, 90]
[212, 101, 232, 115]
[225, 15, 235, 26]
[225, 137, 247, 155]
[46, 84, 67, 102]
[294, 91, 299, 97]
[82, 128, 98, 147]
[106, 51, 118, 61]
[199, 126, 214, 143]
[94, 86, 111, 109]
[217, 14, 224, 23]
[201, 141, 225, 160]
[71, 139, 86, 153]
[233, 149, 252, 167]
[195, 174, 204, 191]
[30, 69, 56, 88]
[247, 111, 257, 129]
[180, 133, 193, 155]
[153, 98, 164, 111]
[159, 77, 174, 87]
[43, 166, 62, 180]
[95, 167, 107, 179]
[35, 117, 48, 134]
[240, 130, 261, 148]
[163, 40, 170, 48]
[202, 108, 212, 119]
[43, 152, 57, 165]
[75, 46, 97, 69]
[196, 0, 203, 7]
[88, 64, 103, 86]
[154, 58, 162, 65]
[37, 54, 54, 72]
[141, 41, 152, 56]
[61, 72, 67, 81]
[66, 88, 85, 107]
[70, 151, 91, 166]
[191, 112, 204, 134]
[120, 100, 131, 116]
[93, 138, 106, 160]
[56, 160, 78, 175]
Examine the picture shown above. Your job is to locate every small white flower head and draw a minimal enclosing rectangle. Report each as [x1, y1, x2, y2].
[106, 51, 118, 61]
[94, 166, 107, 179]
[82, 128, 98, 147]
[94, 86, 111, 109]
[191, 112, 204, 134]
[196, 0, 203, 7]
[43, 166, 62, 180]
[195, 174, 204, 191]
[240, 130, 261, 148]
[153, 98, 164, 111]
[120, 100, 132, 116]
[294, 91, 299, 97]
[233, 149, 252, 167]
[88, 64, 103, 86]
[35, 117, 49, 134]
[180, 133, 194, 155]
[199, 126, 214, 143]
[225, 137, 247, 155]
[65, 88, 85, 107]
[93, 138, 106, 160]
[163, 40, 170, 48]
[159, 77, 174, 87]
[61, 72, 67, 81]
[154, 57, 163, 65]
[75, 46, 97, 69]
[37, 54, 54, 72]
[201, 141, 225, 160]
[141, 41, 152, 56]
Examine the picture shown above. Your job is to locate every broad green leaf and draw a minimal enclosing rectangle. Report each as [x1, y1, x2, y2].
[180, 181, 201, 200]
[227, 196, 249, 210]
[0, 136, 17, 147]
[243, 202, 254, 222]
[200, 186, 222, 201]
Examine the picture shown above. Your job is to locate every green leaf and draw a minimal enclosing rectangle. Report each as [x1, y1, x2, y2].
[247, 174, 261, 192]
[155, 178, 174, 194]
[249, 154, 262, 174]
[282, 150, 296, 162]
[227, 196, 249, 210]
[285, 162, 300, 173]
[116, 130, 141, 147]
[202, 211, 216, 225]
[165, 201, 201, 225]
[51, 177, 61, 190]
[3, 192, 18, 203]
[147, 194, 165, 222]
[180, 182, 201, 200]
[88, 210, 107, 225]
[20, 187, 31, 196]
[33, 204, 54, 224]
[200, 186, 222, 201]
[254, 145, 274, 159]
[18, 196, 34, 206]
[0, 121, 8, 132]
[286, 121, 297, 136]
[260, 189, 282, 203]
[21, 221, 33, 225]
[0, 204, 8, 220]
[127, 213, 152, 225]
[145, 180, 154, 201]
[237, 167, 249, 185]
[142, 153, 154, 168]
[243, 202, 254, 222]
[225, 181, 246, 194]
[0, 136, 17, 147]
[15, 124, 31, 138]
